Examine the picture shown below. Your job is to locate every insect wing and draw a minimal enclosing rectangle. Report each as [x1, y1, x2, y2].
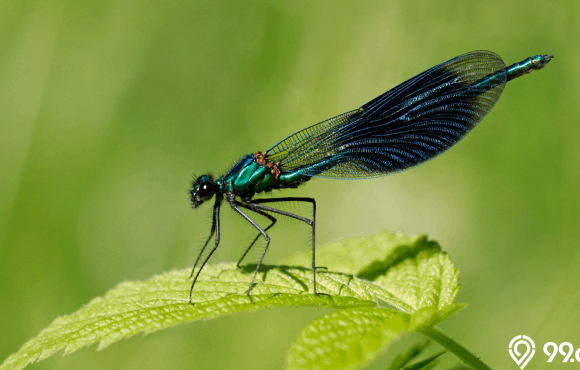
[266, 51, 507, 179]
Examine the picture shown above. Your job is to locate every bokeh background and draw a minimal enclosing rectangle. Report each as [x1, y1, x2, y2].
[1, 1, 578, 369]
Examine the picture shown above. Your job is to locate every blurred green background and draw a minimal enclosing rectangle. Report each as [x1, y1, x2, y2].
[0, 1, 578, 369]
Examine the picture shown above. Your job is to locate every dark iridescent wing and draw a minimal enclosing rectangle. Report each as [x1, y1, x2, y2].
[265, 51, 507, 179]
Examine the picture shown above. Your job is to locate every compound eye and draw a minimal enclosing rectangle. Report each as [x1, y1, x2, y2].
[198, 181, 215, 201]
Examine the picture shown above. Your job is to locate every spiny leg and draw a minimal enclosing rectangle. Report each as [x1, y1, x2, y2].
[230, 201, 270, 295]
[190, 201, 219, 278]
[189, 198, 222, 303]
[244, 197, 326, 296]
[237, 209, 277, 268]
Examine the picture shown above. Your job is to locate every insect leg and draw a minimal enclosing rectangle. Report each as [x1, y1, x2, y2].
[237, 209, 277, 268]
[189, 197, 222, 303]
[245, 197, 325, 296]
[230, 201, 270, 295]
[190, 206, 217, 278]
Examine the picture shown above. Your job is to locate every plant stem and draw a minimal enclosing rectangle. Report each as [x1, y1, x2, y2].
[420, 327, 493, 370]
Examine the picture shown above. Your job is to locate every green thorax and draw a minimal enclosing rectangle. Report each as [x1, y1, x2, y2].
[224, 153, 309, 195]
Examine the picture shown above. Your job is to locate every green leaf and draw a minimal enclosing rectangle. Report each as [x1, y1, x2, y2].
[1, 262, 411, 370]
[1, 231, 467, 370]
[287, 307, 412, 370]
[285, 233, 464, 370]
[372, 240, 460, 311]
[286, 306, 461, 370]
[283, 231, 421, 276]
[283, 232, 460, 312]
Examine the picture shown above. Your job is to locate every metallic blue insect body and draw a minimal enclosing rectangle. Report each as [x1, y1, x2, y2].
[189, 51, 552, 302]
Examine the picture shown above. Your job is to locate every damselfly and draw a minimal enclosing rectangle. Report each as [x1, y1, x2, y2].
[189, 51, 552, 302]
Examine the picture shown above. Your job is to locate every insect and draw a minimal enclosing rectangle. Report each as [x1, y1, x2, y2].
[189, 51, 552, 302]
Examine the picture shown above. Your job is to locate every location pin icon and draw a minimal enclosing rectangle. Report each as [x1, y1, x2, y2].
[509, 335, 536, 369]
